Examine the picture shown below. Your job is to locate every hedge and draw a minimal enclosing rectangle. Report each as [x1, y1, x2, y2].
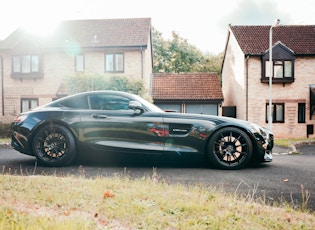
[0, 123, 11, 138]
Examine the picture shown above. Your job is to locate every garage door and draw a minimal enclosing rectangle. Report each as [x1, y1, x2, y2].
[156, 104, 181, 113]
[186, 104, 218, 115]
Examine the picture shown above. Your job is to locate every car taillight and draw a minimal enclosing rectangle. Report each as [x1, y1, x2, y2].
[13, 115, 28, 123]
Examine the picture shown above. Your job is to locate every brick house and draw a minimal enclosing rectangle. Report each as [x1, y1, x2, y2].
[0, 18, 153, 121]
[222, 25, 315, 138]
[151, 73, 223, 115]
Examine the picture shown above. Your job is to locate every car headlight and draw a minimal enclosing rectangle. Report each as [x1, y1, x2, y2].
[249, 123, 269, 140]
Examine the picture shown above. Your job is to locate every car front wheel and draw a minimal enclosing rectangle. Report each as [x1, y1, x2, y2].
[206, 127, 253, 169]
[32, 124, 76, 167]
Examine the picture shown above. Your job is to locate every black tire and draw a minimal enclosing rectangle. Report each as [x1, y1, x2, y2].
[206, 127, 253, 169]
[32, 124, 76, 167]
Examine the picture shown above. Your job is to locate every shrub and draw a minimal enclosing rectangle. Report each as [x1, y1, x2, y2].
[0, 122, 11, 138]
[63, 73, 146, 96]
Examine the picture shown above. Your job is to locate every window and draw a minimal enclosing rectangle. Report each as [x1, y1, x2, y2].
[298, 103, 306, 123]
[13, 55, 40, 73]
[261, 44, 295, 84]
[75, 54, 85, 72]
[310, 85, 315, 118]
[21, 98, 38, 112]
[266, 103, 284, 123]
[12, 55, 43, 79]
[263, 60, 294, 83]
[105, 53, 124, 72]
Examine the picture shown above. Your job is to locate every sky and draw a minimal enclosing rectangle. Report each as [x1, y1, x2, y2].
[0, 0, 314, 54]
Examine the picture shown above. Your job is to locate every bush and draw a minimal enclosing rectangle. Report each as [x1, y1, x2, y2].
[64, 73, 146, 96]
[0, 122, 11, 138]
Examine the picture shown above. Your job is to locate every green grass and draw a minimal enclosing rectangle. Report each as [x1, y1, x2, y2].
[0, 137, 315, 229]
[274, 138, 315, 147]
[0, 172, 314, 230]
[0, 138, 10, 144]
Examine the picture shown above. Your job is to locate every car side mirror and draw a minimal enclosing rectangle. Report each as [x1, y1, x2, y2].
[129, 101, 144, 113]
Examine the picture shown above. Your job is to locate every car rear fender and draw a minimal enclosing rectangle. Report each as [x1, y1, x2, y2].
[30, 119, 80, 149]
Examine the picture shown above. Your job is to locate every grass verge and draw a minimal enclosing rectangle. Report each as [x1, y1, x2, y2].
[0, 138, 10, 144]
[0, 172, 314, 230]
[0, 137, 314, 229]
[274, 138, 315, 148]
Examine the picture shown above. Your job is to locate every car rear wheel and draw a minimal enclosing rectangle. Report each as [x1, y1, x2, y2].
[206, 127, 253, 169]
[32, 124, 76, 167]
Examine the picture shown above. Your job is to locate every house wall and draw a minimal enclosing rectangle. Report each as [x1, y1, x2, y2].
[246, 57, 266, 126]
[223, 31, 315, 138]
[223, 49, 315, 138]
[143, 35, 153, 90]
[246, 56, 315, 138]
[0, 51, 74, 121]
[85, 52, 105, 73]
[222, 32, 246, 119]
[0, 47, 152, 121]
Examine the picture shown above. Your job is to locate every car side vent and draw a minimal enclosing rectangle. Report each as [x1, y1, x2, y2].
[169, 124, 191, 135]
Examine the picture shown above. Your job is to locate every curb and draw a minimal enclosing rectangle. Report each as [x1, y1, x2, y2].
[273, 141, 315, 155]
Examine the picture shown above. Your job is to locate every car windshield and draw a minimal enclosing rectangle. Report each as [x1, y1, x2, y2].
[133, 94, 165, 113]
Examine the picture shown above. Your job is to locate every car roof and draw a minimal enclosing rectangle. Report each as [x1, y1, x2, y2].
[36, 90, 135, 109]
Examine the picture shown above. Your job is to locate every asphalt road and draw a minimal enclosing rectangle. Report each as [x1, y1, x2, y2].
[0, 144, 314, 212]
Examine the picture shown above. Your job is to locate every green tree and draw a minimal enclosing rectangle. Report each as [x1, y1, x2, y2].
[152, 27, 223, 76]
[63, 73, 146, 96]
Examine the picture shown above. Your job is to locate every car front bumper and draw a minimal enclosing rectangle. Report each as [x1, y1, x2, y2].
[252, 129, 274, 163]
[261, 133, 274, 162]
[263, 149, 273, 162]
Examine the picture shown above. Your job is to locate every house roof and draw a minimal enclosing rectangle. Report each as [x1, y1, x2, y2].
[151, 73, 223, 102]
[229, 25, 315, 55]
[0, 18, 151, 49]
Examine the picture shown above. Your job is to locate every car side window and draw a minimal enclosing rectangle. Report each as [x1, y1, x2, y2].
[88, 94, 131, 110]
[58, 95, 89, 109]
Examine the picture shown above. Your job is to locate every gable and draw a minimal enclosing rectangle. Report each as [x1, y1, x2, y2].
[262, 42, 295, 60]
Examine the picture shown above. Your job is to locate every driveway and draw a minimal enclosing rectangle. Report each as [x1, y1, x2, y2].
[0, 144, 314, 212]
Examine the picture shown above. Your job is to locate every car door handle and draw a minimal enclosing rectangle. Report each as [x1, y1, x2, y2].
[91, 114, 108, 119]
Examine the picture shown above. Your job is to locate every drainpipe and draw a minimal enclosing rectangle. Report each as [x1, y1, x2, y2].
[245, 54, 250, 121]
[140, 47, 144, 81]
[1, 55, 4, 116]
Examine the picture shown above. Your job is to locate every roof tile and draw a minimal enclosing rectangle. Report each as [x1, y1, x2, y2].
[230, 25, 315, 55]
[1, 18, 151, 49]
[152, 73, 223, 101]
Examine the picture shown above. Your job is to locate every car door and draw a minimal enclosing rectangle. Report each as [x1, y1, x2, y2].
[80, 93, 165, 152]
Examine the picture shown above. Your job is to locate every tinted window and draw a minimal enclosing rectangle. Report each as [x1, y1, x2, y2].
[88, 94, 131, 110]
[57, 95, 89, 109]
[298, 103, 305, 123]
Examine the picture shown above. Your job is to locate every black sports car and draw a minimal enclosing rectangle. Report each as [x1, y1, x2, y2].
[11, 90, 273, 169]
